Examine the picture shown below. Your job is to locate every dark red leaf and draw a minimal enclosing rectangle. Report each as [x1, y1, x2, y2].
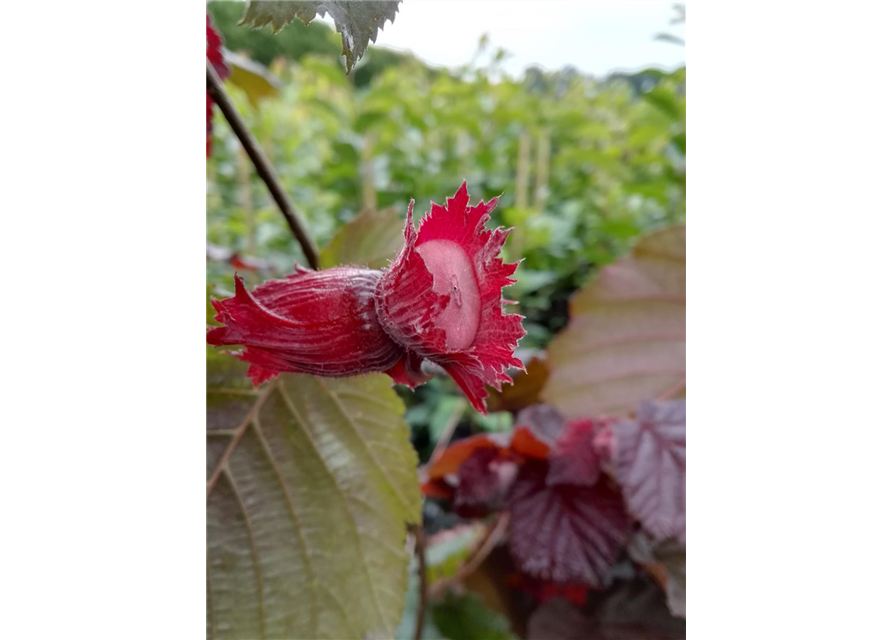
[547, 419, 613, 487]
[206, 14, 230, 157]
[206, 93, 215, 157]
[423, 421, 549, 517]
[506, 462, 631, 588]
[455, 448, 501, 506]
[613, 400, 685, 543]
[425, 420, 550, 488]
[453, 447, 518, 516]
[426, 433, 506, 480]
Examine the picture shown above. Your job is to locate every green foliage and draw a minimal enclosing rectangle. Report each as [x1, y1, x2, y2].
[424, 525, 482, 583]
[207, 5, 687, 637]
[209, 1, 342, 66]
[208, 56, 685, 326]
[207, 8, 685, 446]
[239, 0, 401, 73]
[318, 206, 404, 268]
[210, 0, 417, 88]
[224, 50, 281, 106]
[431, 593, 516, 640]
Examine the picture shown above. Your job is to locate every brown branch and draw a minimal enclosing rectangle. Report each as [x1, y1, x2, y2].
[410, 523, 427, 640]
[207, 60, 320, 270]
[428, 512, 510, 599]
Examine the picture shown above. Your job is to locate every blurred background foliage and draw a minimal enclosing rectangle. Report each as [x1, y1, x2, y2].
[206, 1, 685, 472]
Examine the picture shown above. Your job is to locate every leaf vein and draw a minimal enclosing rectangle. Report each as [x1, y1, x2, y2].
[277, 380, 389, 633]
[222, 467, 266, 639]
[248, 414, 320, 637]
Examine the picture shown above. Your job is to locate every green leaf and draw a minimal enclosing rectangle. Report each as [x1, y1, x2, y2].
[239, 1, 401, 73]
[432, 592, 516, 640]
[319, 207, 405, 269]
[513, 269, 559, 296]
[207, 359, 421, 640]
[643, 85, 683, 121]
[396, 526, 516, 640]
[471, 410, 513, 433]
[425, 524, 484, 582]
[428, 395, 465, 441]
[542, 225, 685, 418]
[223, 50, 281, 106]
[355, 110, 389, 133]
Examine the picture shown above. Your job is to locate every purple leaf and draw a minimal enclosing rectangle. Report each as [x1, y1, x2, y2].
[453, 447, 517, 516]
[547, 418, 612, 487]
[613, 399, 685, 543]
[506, 462, 631, 587]
[515, 404, 567, 447]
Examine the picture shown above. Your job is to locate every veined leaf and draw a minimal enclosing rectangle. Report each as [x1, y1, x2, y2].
[239, 1, 401, 73]
[613, 399, 686, 544]
[224, 50, 281, 106]
[207, 359, 421, 640]
[506, 462, 631, 588]
[542, 225, 685, 418]
[319, 207, 405, 269]
[546, 418, 610, 487]
[644, 85, 684, 121]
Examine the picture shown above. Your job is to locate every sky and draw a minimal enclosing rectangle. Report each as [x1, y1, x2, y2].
[318, 0, 893, 76]
[322, 1, 685, 78]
